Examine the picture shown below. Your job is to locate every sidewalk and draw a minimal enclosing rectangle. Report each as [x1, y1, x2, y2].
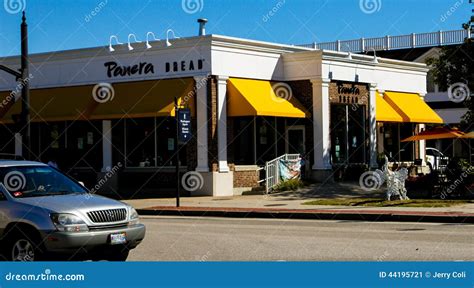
[124, 183, 474, 224]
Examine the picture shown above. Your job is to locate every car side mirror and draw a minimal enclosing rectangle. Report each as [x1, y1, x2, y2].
[78, 181, 85, 187]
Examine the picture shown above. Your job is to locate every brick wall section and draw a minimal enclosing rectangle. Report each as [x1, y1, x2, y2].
[233, 169, 260, 188]
[287, 80, 314, 168]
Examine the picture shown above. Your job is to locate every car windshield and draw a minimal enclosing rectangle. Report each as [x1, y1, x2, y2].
[0, 166, 87, 198]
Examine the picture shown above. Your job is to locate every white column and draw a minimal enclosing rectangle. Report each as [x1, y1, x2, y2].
[216, 76, 229, 172]
[102, 120, 112, 172]
[418, 94, 426, 164]
[14, 133, 22, 156]
[194, 75, 209, 172]
[311, 78, 332, 170]
[369, 83, 378, 168]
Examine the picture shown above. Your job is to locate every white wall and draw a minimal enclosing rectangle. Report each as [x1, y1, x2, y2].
[211, 47, 284, 80]
[0, 40, 212, 91]
[0, 35, 427, 95]
[321, 60, 427, 93]
[282, 50, 428, 94]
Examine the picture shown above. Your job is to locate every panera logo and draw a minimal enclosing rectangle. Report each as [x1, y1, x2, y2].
[104, 61, 155, 78]
[337, 83, 360, 95]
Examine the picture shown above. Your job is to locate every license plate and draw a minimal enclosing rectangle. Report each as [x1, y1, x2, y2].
[110, 232, 127, 245]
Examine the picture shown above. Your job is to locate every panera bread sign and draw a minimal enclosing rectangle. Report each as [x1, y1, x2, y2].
[329, 81, 368, 105]
[104, 59, 205, 78]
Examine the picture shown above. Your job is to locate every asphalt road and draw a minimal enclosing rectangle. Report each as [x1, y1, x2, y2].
[128, 216, 474, 261]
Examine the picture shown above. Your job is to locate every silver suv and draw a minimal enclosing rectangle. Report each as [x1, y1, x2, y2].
[0, 160, 145, 261]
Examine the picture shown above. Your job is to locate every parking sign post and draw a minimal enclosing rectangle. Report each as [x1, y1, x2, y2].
[174, 97, 180, 207]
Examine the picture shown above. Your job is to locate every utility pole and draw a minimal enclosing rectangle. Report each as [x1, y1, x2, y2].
[174, 96, 180, 207]
[20, 11, 30, 160]
[0, 11, 30, 159]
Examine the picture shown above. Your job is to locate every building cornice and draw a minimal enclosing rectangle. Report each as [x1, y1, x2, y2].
[209, 34, 312, 55]
[0, 35, 213, 64]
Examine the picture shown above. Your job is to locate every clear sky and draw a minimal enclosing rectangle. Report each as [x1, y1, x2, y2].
[0, 0, 471, 57]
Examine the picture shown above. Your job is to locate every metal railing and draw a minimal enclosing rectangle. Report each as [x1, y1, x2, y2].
[261, 154, 300, 194]
[298, 29, 470, 52]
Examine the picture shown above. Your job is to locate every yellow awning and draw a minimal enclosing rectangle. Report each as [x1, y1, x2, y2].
[375, 91, 403, 122]
[0, 78, 195, 123]
[0, 86, 94, 123]
[90, 78, 194, 119]
[383, 91, 443, 123]
[227, 78, 309, 118]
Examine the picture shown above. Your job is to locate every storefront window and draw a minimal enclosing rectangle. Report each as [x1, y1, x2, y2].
[37, 122, 67, 167]
[65, 121, 103, 169]
[331, 105, 347, 163]
[156, 117, 186, 166]
[330, 104, 367, 164]
[232, 117, 285, 165]
[0, 124, 15, 155]
[256, 117, 277, 165]
[399, 124, 415, 162]
[285, 118, 306, 156]
[383, 123, 415, 162]
[125, 118, 155, 167]
[348, 106, 366, 163]
[124, 117, 186, 168]
[233, 117, 255, 165]
[383, 123, 398, 160]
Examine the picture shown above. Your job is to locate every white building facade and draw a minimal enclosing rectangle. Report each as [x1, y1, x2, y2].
[0, 34, 441, 196]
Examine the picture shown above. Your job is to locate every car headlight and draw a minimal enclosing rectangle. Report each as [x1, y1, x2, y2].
[128, 207, 140, 226]
[51, 213, 89, 232]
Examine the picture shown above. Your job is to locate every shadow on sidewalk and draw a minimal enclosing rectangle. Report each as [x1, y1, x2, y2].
[260, 182, 386, 201]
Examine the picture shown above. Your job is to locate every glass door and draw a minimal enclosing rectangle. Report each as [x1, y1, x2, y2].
[286, 125, 305, 155]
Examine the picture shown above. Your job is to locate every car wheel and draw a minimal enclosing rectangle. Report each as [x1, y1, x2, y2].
[6, 231, 44, 262]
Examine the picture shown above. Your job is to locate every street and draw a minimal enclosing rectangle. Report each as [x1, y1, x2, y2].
[128, 216, 474, 261]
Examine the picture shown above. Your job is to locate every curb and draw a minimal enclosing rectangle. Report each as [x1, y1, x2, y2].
[137, 206, 474, 224]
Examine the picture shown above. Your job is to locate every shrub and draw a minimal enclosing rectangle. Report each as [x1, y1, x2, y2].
[274, 178, 304, 192]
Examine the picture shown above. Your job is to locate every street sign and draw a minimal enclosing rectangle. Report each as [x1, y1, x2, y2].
[177, 108, 192, 143]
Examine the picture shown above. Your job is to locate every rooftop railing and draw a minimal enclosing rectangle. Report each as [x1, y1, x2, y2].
[298, 29, 470, 52]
